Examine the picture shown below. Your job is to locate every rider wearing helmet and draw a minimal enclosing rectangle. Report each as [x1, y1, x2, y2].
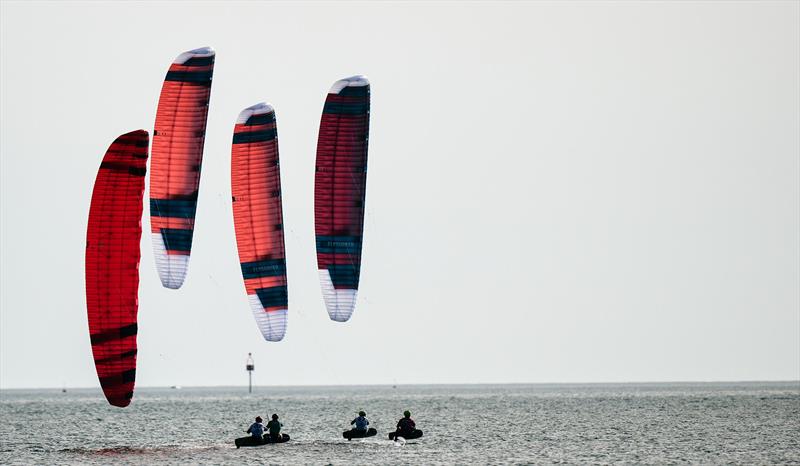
[266, 414, 283, 441]
[395, 410, 416, 437]
[246, 416, 265, 439]
[350, 410, 370, 432]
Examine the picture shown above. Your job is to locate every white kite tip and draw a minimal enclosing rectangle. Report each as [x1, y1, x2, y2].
[329, 75, 370, 94]
[236, 102, 274, 124]
[174, 47, 215, 64]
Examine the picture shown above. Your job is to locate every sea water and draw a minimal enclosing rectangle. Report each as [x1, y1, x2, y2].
[0, 382, 798, 464]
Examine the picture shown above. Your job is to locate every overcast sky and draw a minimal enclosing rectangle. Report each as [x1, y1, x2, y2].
[1, 1, 798, 389]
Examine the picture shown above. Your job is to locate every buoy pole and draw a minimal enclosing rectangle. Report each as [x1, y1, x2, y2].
[246, 353, 255, 394]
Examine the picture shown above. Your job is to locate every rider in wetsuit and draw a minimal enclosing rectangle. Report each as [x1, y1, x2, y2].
[246, 416, 264, 439]
[395, 410, 416, 437]
[351, 411, 369, 432]
[266, 414, 283, 441]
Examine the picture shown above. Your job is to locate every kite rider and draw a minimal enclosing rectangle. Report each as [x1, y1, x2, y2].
[350, 411, 369, 432]
[266, 414, 283, 442]
[395, 410, 417, 438]
[246, 416, 265, 439]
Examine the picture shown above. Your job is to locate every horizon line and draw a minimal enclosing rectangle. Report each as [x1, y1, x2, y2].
[2, 379, 799, 391]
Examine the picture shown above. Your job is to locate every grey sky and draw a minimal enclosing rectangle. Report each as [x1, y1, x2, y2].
[1, 1, 798, 389]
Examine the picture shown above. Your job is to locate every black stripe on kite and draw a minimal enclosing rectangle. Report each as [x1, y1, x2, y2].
[183, 56, 214, 67]
[245, 113, 275, 126]
[160, 228, 194, 252]
[94, 349, 138, 365]
[255, 286, 288, 308]
[165, 70, 213, 84]
[233, 128, 277, 144]
[338, 86, 369, 97]
[323, 102, 369, 115]
[241, 259, 286, 279]
[150, 198, 197, 219]
[90, 323, 138, 345]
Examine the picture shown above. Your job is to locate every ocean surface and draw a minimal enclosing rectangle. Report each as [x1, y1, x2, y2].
[0, 382, 798, 464]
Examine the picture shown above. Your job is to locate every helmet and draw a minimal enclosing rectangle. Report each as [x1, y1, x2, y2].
[404, 410, 411, 417]
[255, 416, 262, 423]
[272, 414, 278, 420]
[359, 411, 366, 416]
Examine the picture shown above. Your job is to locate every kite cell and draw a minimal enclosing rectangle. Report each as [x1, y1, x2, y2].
[85, 130, 148, 407]
[150, 47, 215, 289]
[231, 103, 288, 341]
[314, 76, 370, 322]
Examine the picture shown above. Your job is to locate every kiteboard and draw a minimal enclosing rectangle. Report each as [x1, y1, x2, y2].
[343, 427, 378, 440]
[389, 430, 423, 440]
[234, 434, 290, 448]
